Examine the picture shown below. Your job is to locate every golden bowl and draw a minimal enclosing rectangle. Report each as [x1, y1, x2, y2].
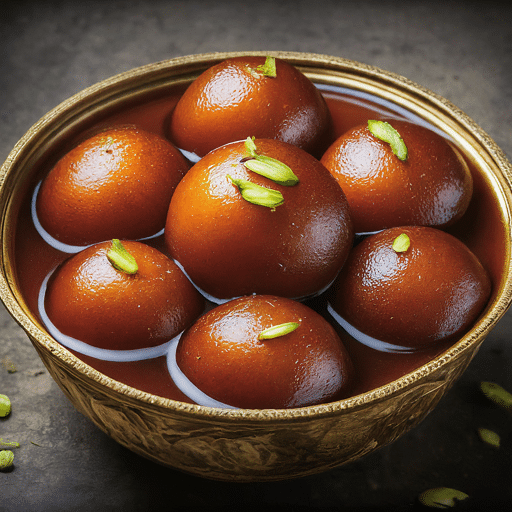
[1, 51, 511, 482]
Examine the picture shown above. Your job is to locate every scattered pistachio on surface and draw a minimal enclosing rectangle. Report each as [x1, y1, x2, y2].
[0, 450, 15, 471]
[480, 381, 512, 411]
[477, 427, 501, 448]
[0, 438, 20, 448]
[0, 394, 11, 418]
[418, 487, 469, 509]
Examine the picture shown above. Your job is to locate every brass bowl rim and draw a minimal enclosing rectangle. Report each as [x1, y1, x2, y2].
[1, 50, 512, 422]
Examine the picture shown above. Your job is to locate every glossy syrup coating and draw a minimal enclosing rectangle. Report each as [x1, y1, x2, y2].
[176, 295, 354, 409]
[330, 226, 492, 349]
[167, 56, 333, 158]
[165, 138, 354, 301]
[44, 241, 205, 351]
[36, 126, 190, 246]
[320, 120, 473, 234]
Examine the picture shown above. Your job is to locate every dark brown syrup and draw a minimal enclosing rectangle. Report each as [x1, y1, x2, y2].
[13, 81, 503, 405]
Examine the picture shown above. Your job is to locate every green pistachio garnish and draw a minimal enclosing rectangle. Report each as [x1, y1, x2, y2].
[368, 120, 408, 161]
[228, 175, 284, 208]
[477, 427, 501, 448]
[0, 394, 11, 418]
[243, 137, 299, 186]
[418, 487, 469, 509]
[480, 381, 512, 411]
[107, 239, 138, 275]
[245, 136, 258, 157]
[244, 157, 299, 186]
[256, 56, 277, 78]
[392, 233, 411, 253]
[0, 450, 15, 471]
[258, 322, 300, 340]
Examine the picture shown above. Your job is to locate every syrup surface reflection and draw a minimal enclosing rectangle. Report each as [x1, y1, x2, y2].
[327, 302, 415, 353]
[316, 84, 451, 139]
[166, 335, 236, 409]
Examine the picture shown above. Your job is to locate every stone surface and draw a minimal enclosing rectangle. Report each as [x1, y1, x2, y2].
[1, 0, 511, 510]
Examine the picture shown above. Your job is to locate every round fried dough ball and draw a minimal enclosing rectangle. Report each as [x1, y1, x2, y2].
[330, 226, 491, 350]
[44, 240, 204, 351]
[37, 126, 190, 246]
[176, 295, 354, 409]
[168, 56, 333, 158]
[165, 138, 354, 301]
[320, 120, 473, 234]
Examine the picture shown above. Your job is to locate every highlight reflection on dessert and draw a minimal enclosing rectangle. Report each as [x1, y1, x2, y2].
[20, 56, 491, 409]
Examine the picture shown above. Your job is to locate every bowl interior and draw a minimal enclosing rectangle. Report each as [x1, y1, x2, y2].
[1, 51, 512, 423]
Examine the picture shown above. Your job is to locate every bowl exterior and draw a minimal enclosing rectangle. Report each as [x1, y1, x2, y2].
[31, 331, 481, 481]
[1, 51, 512, 482]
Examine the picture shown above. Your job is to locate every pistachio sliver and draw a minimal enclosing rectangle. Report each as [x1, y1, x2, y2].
[244, 156, 299, 186]
[259, 322, 300, 340]
[256, 56, 277, 78]
[418, 487, 469, 508]
[107, 239, 138, 275]
[480, 381, 512, 411]
[0, 450, 15, 471]
[244, 136, 258, 157]
[477, 427, 501, 448]
[368, 120, 408, 161]
[228, 176, 284, 208]
[392, 233, 411, 253]
[243, 137, 299, 186]
[0, 394, 11, 418]
[0, 438, 20, 449]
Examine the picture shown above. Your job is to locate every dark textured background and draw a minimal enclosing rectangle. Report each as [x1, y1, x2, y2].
[1, 1, 511, 510]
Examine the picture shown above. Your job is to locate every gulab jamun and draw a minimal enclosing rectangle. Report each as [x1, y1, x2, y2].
[165, 137, 354, 301]
[36, 125, 190, 246]
[44, 240, 205, 351]
[329, 226, 491, 350]
[175, 295, 354, 409]
[320, 120, 473, 234]
[167, 56, 333, 158]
